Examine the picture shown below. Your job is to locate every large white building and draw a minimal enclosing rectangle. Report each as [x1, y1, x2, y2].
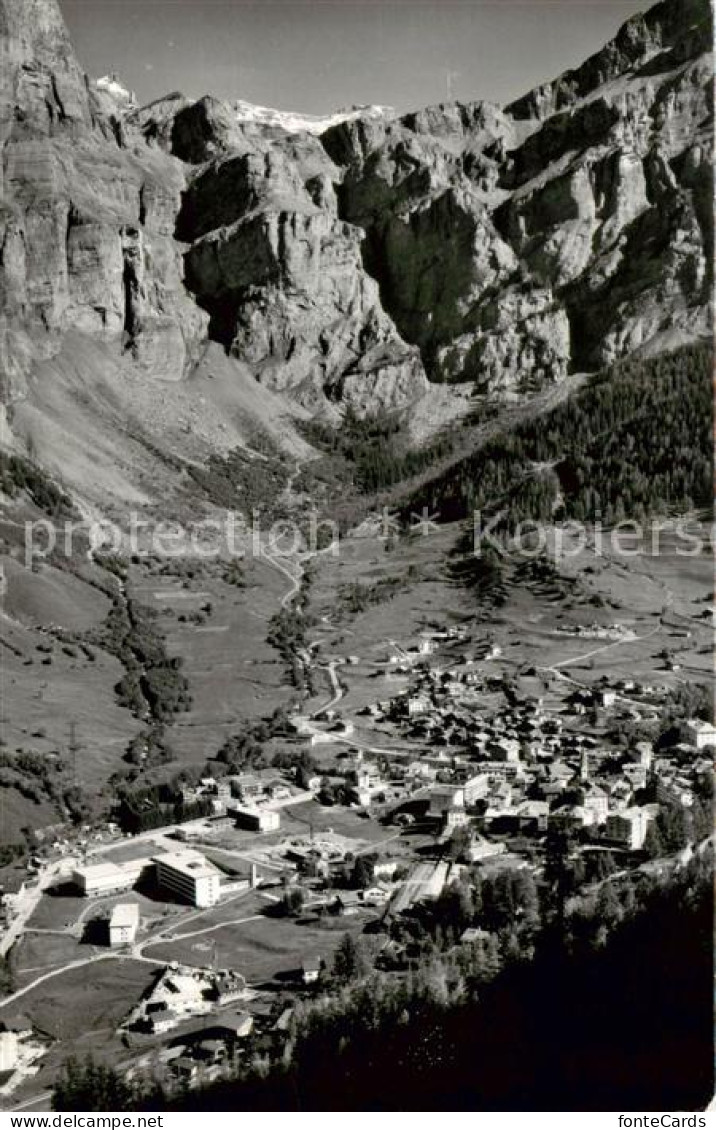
[72, 859, 149, 898]
[605, 807, 652, 850]
[0, 1031, 18, 1072]
[462, 773, 490, 805]
[109, 902, 140, 946]
[153, 850, 221, 907]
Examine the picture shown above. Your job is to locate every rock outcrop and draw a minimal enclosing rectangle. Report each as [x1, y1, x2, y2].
[0, 0, 206, 394]
[133, 94, 426, 411]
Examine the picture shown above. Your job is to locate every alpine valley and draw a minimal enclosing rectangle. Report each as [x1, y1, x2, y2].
[0, 0, 712, 1113]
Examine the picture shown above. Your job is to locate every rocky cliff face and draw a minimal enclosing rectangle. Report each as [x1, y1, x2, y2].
[323, 0, 712, 387]
[0, 0, 712, 430]
[163, 99, 426, 410]
[0, 0, 207, 397]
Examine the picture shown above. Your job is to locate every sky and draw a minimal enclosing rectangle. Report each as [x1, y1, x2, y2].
[61, 0, 648, 116]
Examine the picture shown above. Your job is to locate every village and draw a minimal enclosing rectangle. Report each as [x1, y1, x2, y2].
[0, 594, 712, 1106]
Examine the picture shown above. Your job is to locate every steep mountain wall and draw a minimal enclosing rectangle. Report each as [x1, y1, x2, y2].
[322, 0, 712, 389]
[0, 0, 711, 427]
[0, 0, 207, 398]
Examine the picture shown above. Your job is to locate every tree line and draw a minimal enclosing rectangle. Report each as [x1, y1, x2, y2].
[405, 343, 712, 531]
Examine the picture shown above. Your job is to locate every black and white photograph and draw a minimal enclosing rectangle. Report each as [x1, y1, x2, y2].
[0, 0, 712, 1115]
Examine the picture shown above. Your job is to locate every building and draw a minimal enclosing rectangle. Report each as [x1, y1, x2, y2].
[0, 1031, 18, 1072]
[486, 738, 520, 763]
[153, 851, 221, 907]
[347, 768, 372, 790]
[583, 787, 609, 823]
[302, 957, 322, 984]
[388, 861, 451, 916]
[550, 805, 594, 832]
[466, 838, 506, 863]
[0, 1016, 32, 1041]
[362, 886, 391, 906]
[230, 774, 265, 802]
[460, 927, 492, 945]
[407, 693, 431, 716]
[347, 786, 372, 807]
[171, 1056, 199, 1084]
[146, 1003, 181, 1035]
[109, 902, 140, 946]
[406, 760, 437, 782]
[462, 773, 491, 805]
[346, 758, 380, 787]
[597, 690, 617, 708]
[515, 800, 549, 833]
[545, 761, 573, 787]
[213, 781, 232, 809]
[622, 762, 647, 790]
[232, 807, 281, 833]
[685, 720, 716, 750]
[631, 741, 653, 769]
[72, 859, 149, 898]
[428, 785, 465, 818]
[372, 860, 399, 880]
[605, 807, 652, 850]
[443, 807, 470, 830]
[0, 871, 27, 911]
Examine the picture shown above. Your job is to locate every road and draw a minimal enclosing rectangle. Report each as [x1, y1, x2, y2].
[0, 858, 77, 959]
[548, 621, 662, 671]
[536, 619, 665, 703]
[9, 1090, 54, 1112]
[310, 658, 345, 717]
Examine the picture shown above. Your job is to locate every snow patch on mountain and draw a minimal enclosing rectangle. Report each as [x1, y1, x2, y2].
[230, 99, 394, 135]
[95, 74, 138, 109]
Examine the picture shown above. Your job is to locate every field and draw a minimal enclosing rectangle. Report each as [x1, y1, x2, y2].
[8, 956, 157, 1041]
[0, 536, 300, 839]
[305, 519, 714, 713]
[0, 956, 159, 1105]
[143, 905, 370, 984]
[123, 554, 297, 767]
[304, 526, 473, 717]
[0, 551, 141, 838]
[10, 933, 84, 989]
[278, 801, 397, 844]
[6, 485, 708, 852]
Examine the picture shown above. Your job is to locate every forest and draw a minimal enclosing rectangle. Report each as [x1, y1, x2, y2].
[404, 343, 712, 531]
[299, 405, 455, 494]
